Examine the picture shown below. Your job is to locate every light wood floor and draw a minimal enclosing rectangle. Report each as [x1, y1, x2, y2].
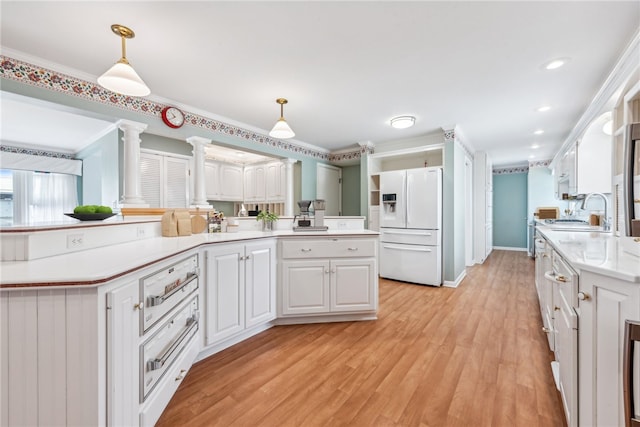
[157, 250, 566, 426]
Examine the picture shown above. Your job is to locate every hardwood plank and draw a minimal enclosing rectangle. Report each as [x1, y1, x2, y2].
[157, 250, 567, 426]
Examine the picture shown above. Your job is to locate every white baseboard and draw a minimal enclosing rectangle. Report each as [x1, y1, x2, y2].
[443, 269, 466, 288]
[493, 246, 528, 252]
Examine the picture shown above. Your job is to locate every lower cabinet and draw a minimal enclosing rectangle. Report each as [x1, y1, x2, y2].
[204, 239, 276, 346]
[279, 237, 378, 318]
[578, 270, 640, 427]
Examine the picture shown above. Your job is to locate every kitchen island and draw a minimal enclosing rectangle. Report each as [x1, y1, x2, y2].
[0, 219, 378, 426]
[534, 225, 640, 427]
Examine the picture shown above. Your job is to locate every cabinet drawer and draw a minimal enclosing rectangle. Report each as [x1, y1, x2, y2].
[280, 238, 376, 259]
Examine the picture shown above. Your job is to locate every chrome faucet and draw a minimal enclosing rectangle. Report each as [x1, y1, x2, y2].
[581, 192, 610, 231]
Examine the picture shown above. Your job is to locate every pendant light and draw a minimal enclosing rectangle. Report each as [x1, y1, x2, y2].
[97, 24, 150, 97]
[269, 98, 295, 139]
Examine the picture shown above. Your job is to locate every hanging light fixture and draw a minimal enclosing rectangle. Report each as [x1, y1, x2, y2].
[390, 115, 416, 129]
[97, 24, 150, 97]
[269, 98, 295, 139]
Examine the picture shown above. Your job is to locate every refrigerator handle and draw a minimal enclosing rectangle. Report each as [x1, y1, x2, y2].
[406, 177, 410, 227]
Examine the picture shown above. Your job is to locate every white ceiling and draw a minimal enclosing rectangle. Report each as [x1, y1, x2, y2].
[1, 1, 638, 166]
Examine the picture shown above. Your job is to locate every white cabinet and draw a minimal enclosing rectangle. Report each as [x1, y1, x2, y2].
[106, 281, 140, 427]
[220, 164, 244, 201]
[265, 161, 286, 202]
[204, 161, 221, 200]
[204, 161, 243, 201]
[474, 151, 493, 263]
[279, 237, 378, 318]
[205, 240, 276, 346]
[553, 135, 611, 199]
[577, 270, 640, 427]
[368, 205, 380, 231]
[243, 164, 266, 202]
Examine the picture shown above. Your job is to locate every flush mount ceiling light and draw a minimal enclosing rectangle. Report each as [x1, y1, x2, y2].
[390, 116, 416, 129]
[97, 24, 150, 97]
[543, 57, 571, 70]
[269, 98, 295, 139]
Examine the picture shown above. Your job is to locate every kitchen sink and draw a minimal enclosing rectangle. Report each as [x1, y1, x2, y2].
[544, 219, 590, 224]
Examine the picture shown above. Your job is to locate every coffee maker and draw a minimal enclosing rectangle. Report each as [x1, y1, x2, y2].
[293, 199, 329, 231]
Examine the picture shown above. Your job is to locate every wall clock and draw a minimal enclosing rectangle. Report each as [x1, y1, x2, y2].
[161, 106, 185, 129]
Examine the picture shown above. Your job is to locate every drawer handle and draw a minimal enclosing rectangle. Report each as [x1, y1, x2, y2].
[347, 247, 358, 251]
[134, 301, 144, 311]
[175, 369, 187, 381]
[147, 314, 198, 371]
[301, 248, 312, 252]
[147, 273, 197, 307]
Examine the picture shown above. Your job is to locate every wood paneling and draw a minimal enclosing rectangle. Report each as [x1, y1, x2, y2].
[157, 250, 566, 426]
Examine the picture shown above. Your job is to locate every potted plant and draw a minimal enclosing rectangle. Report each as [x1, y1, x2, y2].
[256, 210, 278, 231]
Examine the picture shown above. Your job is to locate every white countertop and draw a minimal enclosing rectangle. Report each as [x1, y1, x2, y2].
[0, 229, 379, 288]
[536, 226, 640, 283]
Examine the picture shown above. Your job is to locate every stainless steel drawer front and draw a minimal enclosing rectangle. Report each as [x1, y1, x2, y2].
[141, 295, 199, 402]
[141, 254, 199, 333]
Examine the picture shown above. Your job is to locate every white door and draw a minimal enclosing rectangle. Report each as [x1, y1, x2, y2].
[245, 241, 276, 327]
[406, 168, 441, 230]
[316, 163, 341, 216]
[379, 170, 406, 228]
[205, 245, 245, 344]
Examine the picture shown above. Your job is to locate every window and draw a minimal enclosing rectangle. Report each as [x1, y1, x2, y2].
[0, 169, 78, 225]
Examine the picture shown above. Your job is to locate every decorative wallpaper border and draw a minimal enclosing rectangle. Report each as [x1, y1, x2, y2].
[529, 159, 552, 168]
[0, 144, 75, 160]
[0, 56, 364, 163]
[493, 165, 529, 175]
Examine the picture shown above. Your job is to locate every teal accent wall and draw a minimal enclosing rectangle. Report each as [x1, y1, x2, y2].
[493, 172, 528, 248]
[341, 164, 361, 216]
[209, 201, 235, 217]
[302, 159, 318, 201]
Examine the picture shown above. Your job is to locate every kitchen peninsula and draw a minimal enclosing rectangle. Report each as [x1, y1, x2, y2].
[0, 217, 378, 426]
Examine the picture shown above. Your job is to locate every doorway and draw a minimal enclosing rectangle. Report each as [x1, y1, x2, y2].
[316, 163, 342, 216]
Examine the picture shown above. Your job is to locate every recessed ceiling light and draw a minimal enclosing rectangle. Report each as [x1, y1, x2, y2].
[531, 144, 540, 149]
[534, 129, 544, 135]
[390, 116, 416, 129]
[529, 154, 535, 159]
[537, 106, 551, 112]
[543, 57, 570, 70]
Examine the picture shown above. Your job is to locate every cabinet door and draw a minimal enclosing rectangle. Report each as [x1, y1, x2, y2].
[254, 165, 266, 202]
[106, 282, 140, 427]
[281, 260, 330, 315]
[579, 272, 640, 427]
[330, 259, 377, 312]
[204, 161, 220, 200]
[220, 165, 244, 201]
[205, 245, 245, 344]
[245, 240, 276, 327]
[244, 166, 256, 201]
[266, 162, 281, 201]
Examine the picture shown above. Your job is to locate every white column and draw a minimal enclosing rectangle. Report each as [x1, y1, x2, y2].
[186, 136, 211, 208]
[283, 158, 297, 216]
[118, 119, 148, 206]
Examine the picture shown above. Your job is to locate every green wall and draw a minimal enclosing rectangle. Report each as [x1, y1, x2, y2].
[493, 172, 528, 248]
[341, 164, 361, 216]
[443, 140, 466, 283]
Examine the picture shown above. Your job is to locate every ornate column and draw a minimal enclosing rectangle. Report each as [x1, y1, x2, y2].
[283, 158, 298, 216]
[186, 136, 211, 208]
[118, 119, 148, 206]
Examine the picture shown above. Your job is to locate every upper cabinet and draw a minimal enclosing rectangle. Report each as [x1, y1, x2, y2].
[553, 128, 611, 199]
[205, 161, 243, 202]
[244, 161, 286, 204]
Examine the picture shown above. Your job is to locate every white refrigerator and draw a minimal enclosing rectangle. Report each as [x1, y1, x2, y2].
[379, 167, 442, 286]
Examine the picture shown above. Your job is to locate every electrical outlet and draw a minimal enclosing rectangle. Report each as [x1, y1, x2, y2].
[137, 226, 146, 238]
[337, 221, 347, 229]
[67, 233, 84, 249]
